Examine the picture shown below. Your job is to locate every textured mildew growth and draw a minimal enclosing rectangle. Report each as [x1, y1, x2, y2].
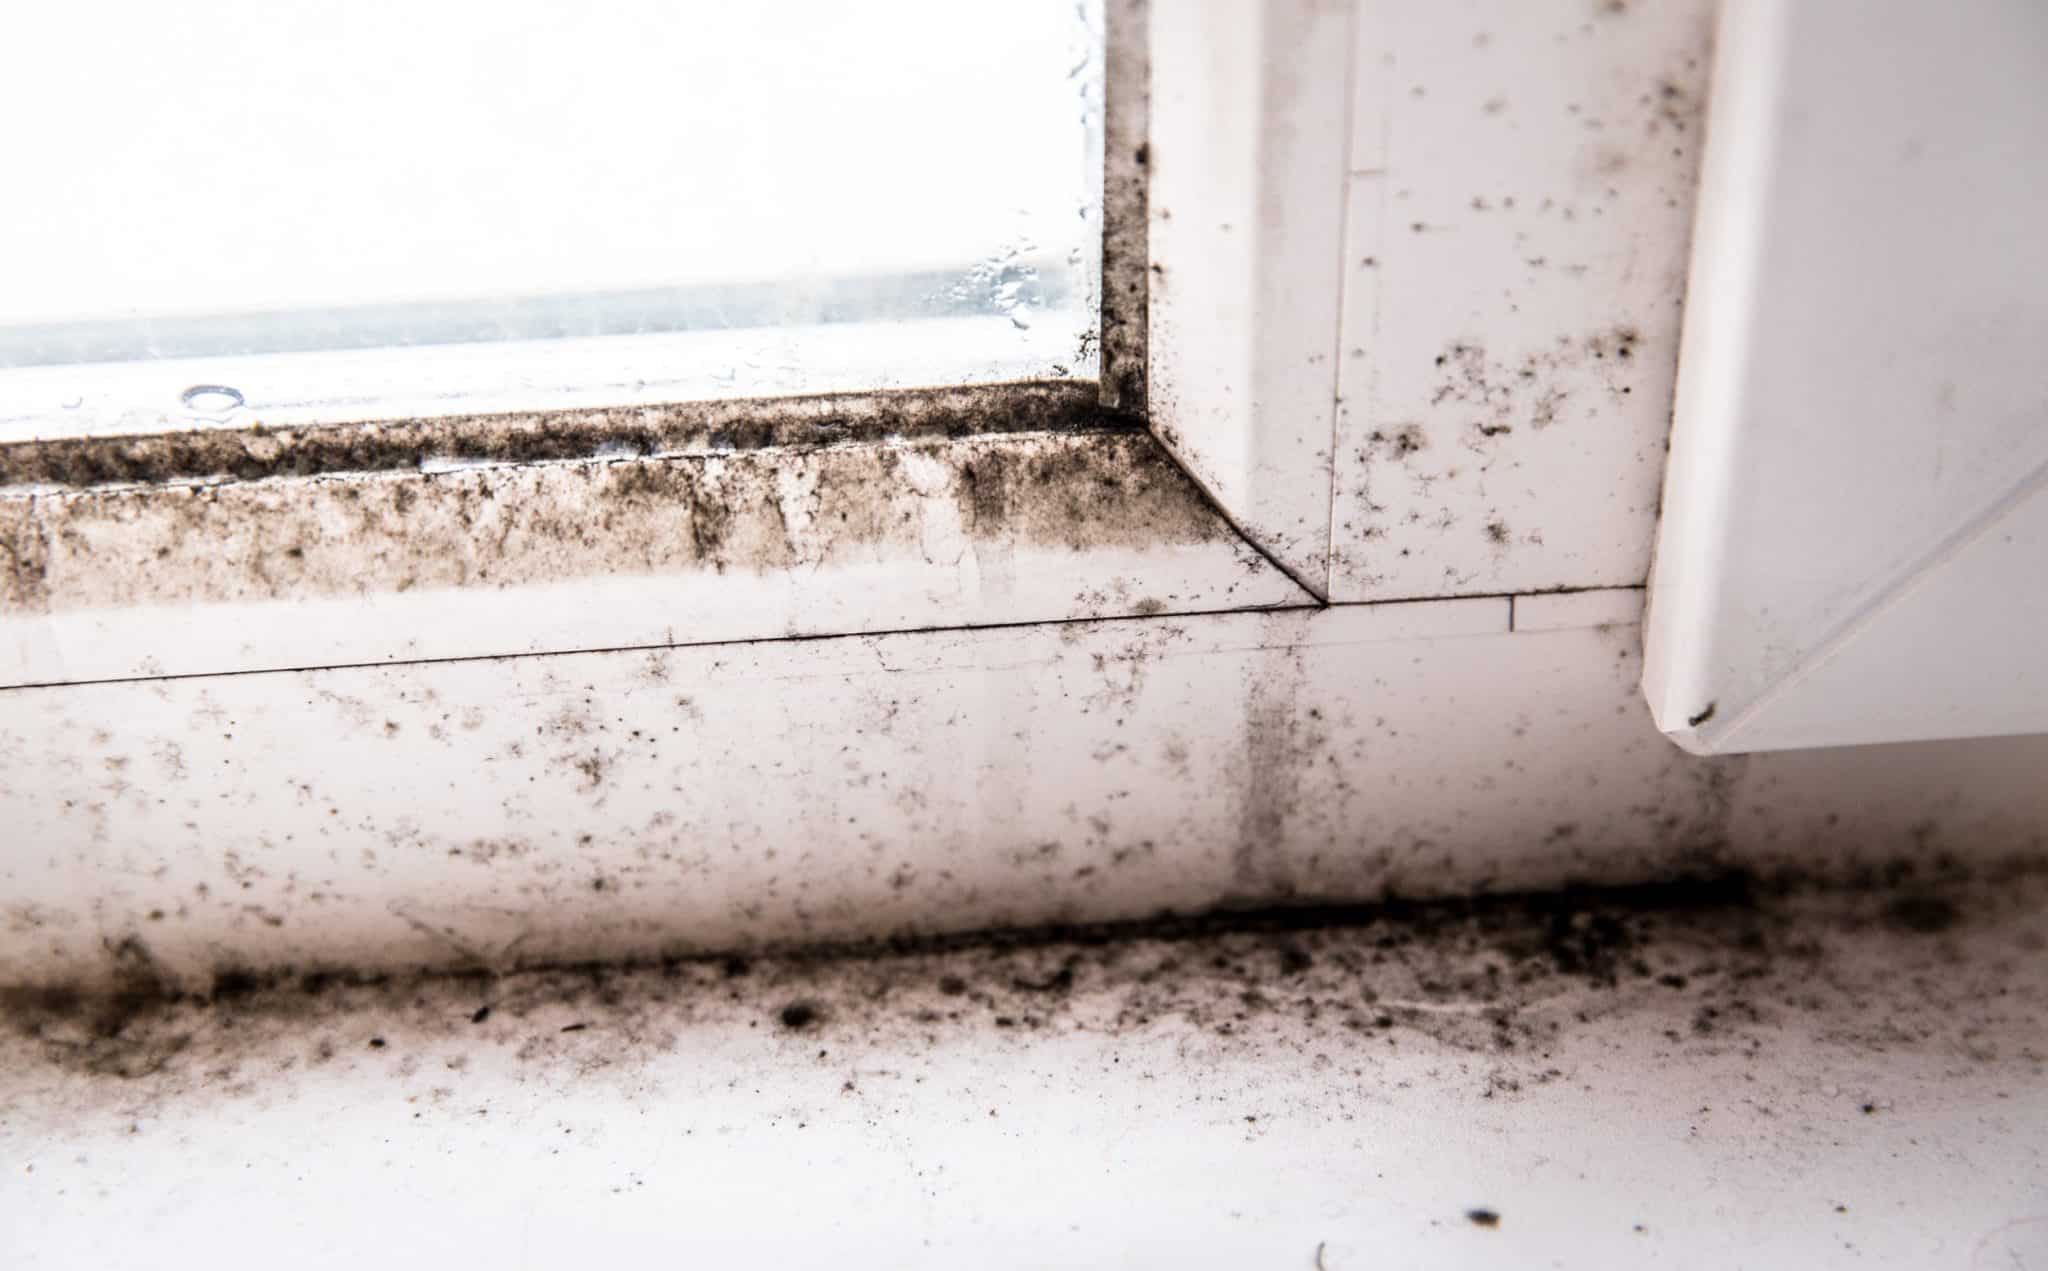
[1097, 0, 1150, 414]
[0, 380, 1114, 491]
[3, 427, 1238, 613]
[3, 865, 2041, 1112]
[0, 497, 46, 609]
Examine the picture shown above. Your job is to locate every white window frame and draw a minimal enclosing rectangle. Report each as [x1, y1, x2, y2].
[0, 1, 1360, 690]
[1642, 0, 2048, 753]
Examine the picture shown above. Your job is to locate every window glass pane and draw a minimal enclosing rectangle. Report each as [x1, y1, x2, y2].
[0, 0, 1104, 440]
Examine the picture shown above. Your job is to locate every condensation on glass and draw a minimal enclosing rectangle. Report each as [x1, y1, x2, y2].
[0, 0, 1105, 441]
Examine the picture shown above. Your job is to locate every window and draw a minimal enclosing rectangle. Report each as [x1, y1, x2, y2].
[0, 0, 1322, 689]
[1, 0, 1104, 436]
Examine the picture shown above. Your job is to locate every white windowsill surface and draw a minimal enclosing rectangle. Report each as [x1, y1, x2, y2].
[4, 869, 2042, 1269]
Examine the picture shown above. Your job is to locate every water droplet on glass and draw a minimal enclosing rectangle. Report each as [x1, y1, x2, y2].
[180, 384, 244, 414]
[953, 234, 1046, 335]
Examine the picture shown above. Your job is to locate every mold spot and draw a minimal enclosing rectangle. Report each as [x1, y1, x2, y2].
[209, 969, 261, 1002]
[778, 1000, 823, 1032]
[1368, 426, 1429, 460]
[1884, 895, 1959, 935]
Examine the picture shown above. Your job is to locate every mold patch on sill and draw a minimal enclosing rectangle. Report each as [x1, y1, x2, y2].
[0, 380, 1124, 492]
[8, 862, 2042, 1105]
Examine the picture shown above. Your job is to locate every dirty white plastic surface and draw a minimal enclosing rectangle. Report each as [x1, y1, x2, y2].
[12, 599, 2048, 992]
[1146, 0, 1353, 594]
[1643, 0, 2048, 753]
[1332, 0, 1712, 601]
[6, 871, 2046, 1270]
[0, 429, 1309, 688]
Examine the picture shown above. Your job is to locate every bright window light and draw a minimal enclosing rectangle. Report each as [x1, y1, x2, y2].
[0, 0, 1104, 439]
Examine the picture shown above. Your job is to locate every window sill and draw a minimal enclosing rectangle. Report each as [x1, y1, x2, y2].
[0, 381, 1311, 687]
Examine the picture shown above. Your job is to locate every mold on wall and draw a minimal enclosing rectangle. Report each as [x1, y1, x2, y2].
[5, 602, 2044, 995]
[1333, 0, 1715, 599]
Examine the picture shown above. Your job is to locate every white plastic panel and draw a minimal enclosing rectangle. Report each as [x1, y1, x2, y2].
[1643, 0, 2048, 753]
[1332, 0, 1712, 600]
[1512, 587, 1643, 634]
[15, 596, 2048, 992]
[1146, 0, 1353, 594]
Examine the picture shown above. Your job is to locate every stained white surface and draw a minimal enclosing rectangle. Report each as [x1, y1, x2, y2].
[8, 13, 2048, 1264]
[11, 600, 2048, 992]
[1643, 0, 2048, 753]
[4, 874, 2045, 1270]
[1146, 0, 1352, 593]
[1332, 0, 1711, 601]
[2, 429, 1309, 688]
